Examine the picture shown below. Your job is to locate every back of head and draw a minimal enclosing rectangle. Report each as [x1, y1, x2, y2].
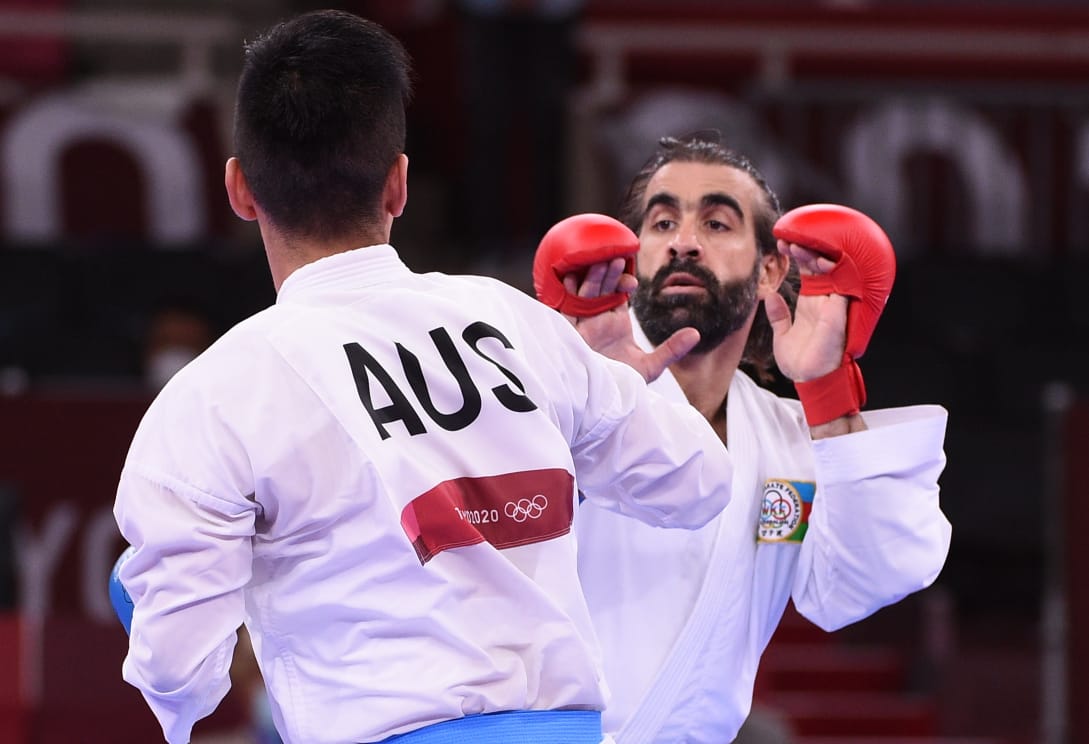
[233, 10, 414, 240]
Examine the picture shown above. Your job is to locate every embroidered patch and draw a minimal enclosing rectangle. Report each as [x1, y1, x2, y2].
[758, 479, 815, 543]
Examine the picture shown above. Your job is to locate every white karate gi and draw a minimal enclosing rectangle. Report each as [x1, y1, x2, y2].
[113, 246, 736, 744]
[577, 320, 952, 744]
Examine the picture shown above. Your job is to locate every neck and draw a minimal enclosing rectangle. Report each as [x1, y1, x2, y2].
[261, 219, 392, 292]
[670, 341, 741, 434]
[663, 316, 754, 443]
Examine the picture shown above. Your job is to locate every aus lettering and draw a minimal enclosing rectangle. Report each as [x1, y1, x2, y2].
[345, 321, 538, 440]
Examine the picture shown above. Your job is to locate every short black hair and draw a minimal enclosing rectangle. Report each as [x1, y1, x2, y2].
[618, 131, 797, 384]
[233, 10, 414, 240]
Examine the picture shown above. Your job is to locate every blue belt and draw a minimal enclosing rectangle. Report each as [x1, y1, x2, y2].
[377, 710, 601, 744]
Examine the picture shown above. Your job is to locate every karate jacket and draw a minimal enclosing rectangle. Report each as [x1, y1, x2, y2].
[577, 320, 952, 744]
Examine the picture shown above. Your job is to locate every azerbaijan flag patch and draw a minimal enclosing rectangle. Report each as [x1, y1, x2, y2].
[758, 479, 815, 543]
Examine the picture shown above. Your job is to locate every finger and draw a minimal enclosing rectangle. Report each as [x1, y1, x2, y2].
[783, 242, 839, 276]
[781, 243, 815, 274]
[599, 256, 627, 295]
[763, 291, 792, 338]
[578, 261, 610, 298]
[559, 274, 581, 327]
[642, 327, 700, 381]
[778, 240, 811, 274]
[616, 272, 638, 295]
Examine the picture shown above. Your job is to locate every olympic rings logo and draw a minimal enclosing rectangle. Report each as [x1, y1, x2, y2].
[504, 494, 549, 522]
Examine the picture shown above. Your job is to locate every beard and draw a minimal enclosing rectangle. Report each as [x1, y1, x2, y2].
[631, 257, 761, 355]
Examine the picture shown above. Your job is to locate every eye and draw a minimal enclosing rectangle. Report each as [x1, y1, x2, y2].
[706, 219, 730, 231]
[651, 219, 676, 231]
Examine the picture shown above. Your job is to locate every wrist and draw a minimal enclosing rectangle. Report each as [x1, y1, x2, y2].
[809, 412, 867, 439]
[794, 357, 866, 426]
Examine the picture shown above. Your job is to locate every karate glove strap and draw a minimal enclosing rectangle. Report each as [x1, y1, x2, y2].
[556, 291, 630, 317]
[794, 355, 866, 426]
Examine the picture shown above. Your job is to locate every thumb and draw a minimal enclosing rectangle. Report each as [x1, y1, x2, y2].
[763, 291, 792, 339]
[641, 327, 700, 382]
[559, 274, 580, 327]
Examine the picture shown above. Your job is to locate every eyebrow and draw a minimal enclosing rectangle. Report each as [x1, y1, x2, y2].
[642, 191, 744, 222]
[701, 192, 744, 222]
[643, 192, 679, 219]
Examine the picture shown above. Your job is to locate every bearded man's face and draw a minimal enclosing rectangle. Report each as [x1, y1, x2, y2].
[632, 256, 760, 354]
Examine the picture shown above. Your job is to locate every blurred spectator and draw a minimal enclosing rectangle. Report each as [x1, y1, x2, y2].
[142, 300, 215, 391]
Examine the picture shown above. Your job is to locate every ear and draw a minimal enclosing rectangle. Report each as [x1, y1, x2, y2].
[383, 153, 409, 218]
[224, 157, 258, 222]
[756, 250, 789, 299]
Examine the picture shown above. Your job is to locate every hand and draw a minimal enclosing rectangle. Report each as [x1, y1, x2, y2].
[770, 203, 894, 428]
[562, 257, 699, 383]
[766, 240, 848, 382]
[532, 213, 638, 317]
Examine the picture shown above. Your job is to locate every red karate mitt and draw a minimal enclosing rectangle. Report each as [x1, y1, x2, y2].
[772, 204, 896, 426]
[533, 213, 639, 317]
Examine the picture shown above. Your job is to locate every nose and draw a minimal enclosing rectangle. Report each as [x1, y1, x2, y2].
[668, 219, 702, 260]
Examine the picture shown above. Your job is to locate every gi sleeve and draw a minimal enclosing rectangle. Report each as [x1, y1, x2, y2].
[553, 322, 734, 530]
[790, 404, 953, 630]
[113, 381, 257, 743]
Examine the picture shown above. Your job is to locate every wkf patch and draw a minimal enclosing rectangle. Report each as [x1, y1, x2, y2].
[758, 479, 816, 543]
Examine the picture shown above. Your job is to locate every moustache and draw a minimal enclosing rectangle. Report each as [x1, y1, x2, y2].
[647, 260, 720, 296]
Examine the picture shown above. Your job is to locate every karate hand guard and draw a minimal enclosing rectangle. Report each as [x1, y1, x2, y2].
[533, 213, 639, 317]
[772, 204, 896, 426]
